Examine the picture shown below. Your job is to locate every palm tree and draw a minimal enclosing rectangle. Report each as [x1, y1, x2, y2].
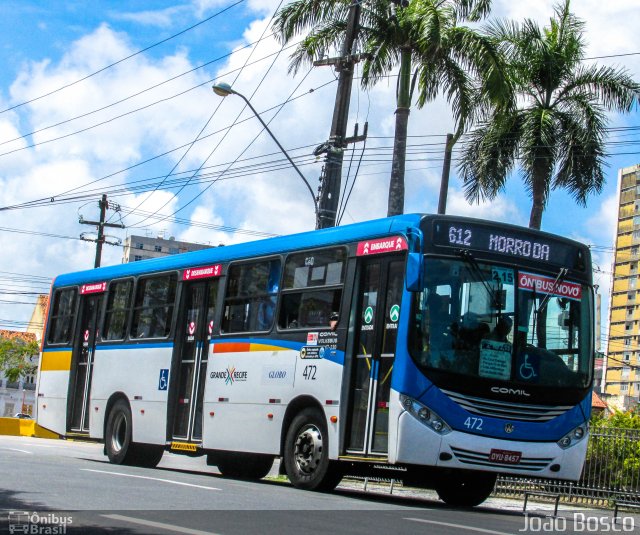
[273, 0, 506, 217]
[459, 0, 640, 230]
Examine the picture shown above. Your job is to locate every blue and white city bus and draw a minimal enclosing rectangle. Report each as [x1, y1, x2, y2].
[36, 214, 594, 506]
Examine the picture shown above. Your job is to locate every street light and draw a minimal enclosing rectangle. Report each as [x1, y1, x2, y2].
[212, 82, 319, 220]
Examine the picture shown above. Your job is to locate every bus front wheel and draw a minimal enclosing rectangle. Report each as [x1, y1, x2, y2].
[284, 408, 342, 491]
[435, 471, 497, 507]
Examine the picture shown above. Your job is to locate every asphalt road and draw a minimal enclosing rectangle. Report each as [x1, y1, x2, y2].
[0, 435, 636, 535]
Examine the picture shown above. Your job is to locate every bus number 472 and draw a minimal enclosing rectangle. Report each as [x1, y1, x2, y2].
[464, 417, 483, 430]
[303, 365, 317, 380]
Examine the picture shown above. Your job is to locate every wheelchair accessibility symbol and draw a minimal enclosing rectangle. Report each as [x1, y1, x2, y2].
[520, 355, 536, 379]
[518, 353, 539, 381]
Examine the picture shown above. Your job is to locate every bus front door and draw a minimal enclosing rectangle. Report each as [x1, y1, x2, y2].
[346, 256, 404, 457]
[69, 293, 103, 434]
[170, 280, 218, 442]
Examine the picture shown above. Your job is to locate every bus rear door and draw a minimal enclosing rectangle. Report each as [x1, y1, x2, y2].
[345, 251, 405, 457]
[68, 290, 104, 434]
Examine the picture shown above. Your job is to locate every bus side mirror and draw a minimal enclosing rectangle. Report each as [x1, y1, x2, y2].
[406, 252, 422, 292]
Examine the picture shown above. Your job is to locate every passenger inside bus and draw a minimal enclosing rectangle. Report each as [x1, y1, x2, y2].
[487, 316, 513, 342]
[329, 311, 339, 331]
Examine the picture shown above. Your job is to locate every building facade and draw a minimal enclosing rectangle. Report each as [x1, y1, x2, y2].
[0, 295, 48, 417]
[0, 330, 38, 417]
[605, 164, 640, 410]
[122, 234, 213, 263]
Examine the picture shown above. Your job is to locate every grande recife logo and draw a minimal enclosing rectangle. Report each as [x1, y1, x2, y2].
[518, 272, 582, 300]
[209, 366, 248, 385]
[357, 236, 408, 256]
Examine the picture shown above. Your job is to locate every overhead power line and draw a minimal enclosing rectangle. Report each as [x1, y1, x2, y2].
[0, 0, 245, 115]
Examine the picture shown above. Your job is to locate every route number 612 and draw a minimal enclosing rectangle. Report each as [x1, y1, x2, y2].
[448, 226, 472, 246]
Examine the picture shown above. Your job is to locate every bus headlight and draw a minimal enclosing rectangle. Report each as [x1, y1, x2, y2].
[400, 394, 451, 435]
[557, 424, 588, 449]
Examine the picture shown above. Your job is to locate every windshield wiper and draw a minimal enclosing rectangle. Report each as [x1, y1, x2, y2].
[530, 267, 569, 347]
[537, 267, 569, 312]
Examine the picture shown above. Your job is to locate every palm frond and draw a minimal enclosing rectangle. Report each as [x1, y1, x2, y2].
[560, 64, 640, 112]
[272, 0, 349, 43]
[459, 112, 521, 203]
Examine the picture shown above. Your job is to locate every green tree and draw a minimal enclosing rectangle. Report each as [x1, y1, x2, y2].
[586, 411, 640, 492]
[273, 0, 506, 217]
[0, 337, 39, 383]
[459, 0, 640, 229]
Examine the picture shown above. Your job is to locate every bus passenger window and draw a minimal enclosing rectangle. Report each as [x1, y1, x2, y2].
[47, 288, 78, 344]
[130, 275, 177, 339]
[278, 247, 346, 330]
[221, 258, 281, 333]
[103, 280, 133, 340]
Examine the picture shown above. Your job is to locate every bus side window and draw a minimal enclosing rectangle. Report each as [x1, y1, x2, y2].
[221, 258, 281, 333]
[130, 274, 177, 339]
[103, 279, 133, 341]
[278, 247, 345, 330]
[47, 288, 78, 345]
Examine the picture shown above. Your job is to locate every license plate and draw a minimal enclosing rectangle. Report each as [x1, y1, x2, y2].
[489, 448, 522, 465]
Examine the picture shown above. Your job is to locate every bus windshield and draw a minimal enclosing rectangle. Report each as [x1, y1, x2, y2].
[409, 258, 593, 389]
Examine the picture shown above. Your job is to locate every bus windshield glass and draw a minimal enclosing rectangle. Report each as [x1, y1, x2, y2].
[409, 258, 592, 389]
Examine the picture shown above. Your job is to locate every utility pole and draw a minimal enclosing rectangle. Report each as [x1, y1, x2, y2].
[437, 133, 454, 215]
[79, 194, 125, 268]
[314, 0, 364, 229]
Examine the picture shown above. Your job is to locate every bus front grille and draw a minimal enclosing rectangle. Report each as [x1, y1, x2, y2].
[450, 446, 553, 471]
[441, 389, 573, 422]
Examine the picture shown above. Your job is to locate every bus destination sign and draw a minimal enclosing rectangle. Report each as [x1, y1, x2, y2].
[182, 264, 223, 281]
[432, 221, 577, 267]
[356, 236, 407, 256]
[80, 282, 107, 294]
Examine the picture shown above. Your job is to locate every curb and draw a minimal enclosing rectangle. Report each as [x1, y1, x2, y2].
[0, 417, 59, 439]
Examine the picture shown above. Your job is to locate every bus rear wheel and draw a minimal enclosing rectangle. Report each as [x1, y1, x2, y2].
[435, 471, 496, 507]
[215, 452, 274, 480]
[284, 408, 342, 491]
[105, 399, 163, 468]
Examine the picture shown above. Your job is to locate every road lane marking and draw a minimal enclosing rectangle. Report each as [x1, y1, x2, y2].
[405, 517, 515, 535]
[81, 469, 221, 490]
[102, 514, 220, 535]
[0, 447, 33, 454]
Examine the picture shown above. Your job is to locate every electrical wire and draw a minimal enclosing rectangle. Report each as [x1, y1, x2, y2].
[0, 0, 246, 115]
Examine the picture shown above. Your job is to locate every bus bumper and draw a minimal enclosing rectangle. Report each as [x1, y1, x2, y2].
[395, 410, 588, 480]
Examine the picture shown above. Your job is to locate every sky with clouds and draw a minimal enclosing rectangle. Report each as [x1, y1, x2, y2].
[0, 0, 637, 346]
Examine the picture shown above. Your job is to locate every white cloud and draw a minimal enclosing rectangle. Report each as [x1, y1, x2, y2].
[445, 189, 525, 225]
[113, 6, 188, 28]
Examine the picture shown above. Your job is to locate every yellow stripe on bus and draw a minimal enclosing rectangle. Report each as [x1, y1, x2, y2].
[40, 351, 72, 371]
[250, 343, 287, 352]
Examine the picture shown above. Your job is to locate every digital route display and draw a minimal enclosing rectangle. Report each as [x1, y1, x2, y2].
[431, 220, 583, 268]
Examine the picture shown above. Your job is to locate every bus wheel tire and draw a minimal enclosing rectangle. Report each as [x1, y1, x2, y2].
[284, 408, 342, 491]
[435, 471, 496, 507]
[105, 399, 135, 465]
[216, 452, 274, 480]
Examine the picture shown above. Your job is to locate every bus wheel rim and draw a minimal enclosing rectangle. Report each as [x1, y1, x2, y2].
[111, 412, 127, 453]
[294, 425, 323, 475]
